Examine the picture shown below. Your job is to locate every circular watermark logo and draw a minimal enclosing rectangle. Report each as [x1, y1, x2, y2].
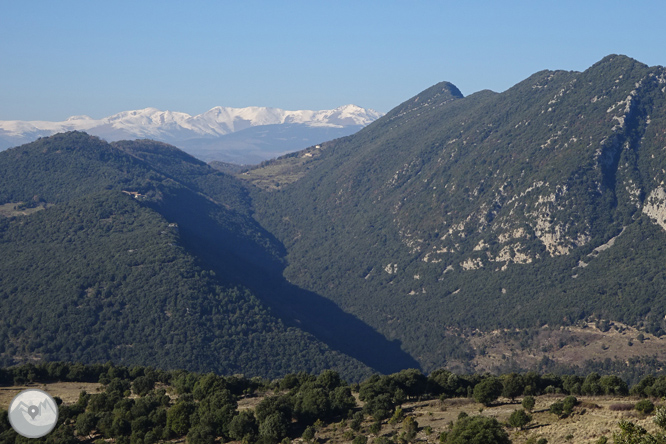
[8, 389, 59, 438]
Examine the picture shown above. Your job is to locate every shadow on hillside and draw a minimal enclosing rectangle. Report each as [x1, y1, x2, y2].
[247, 273, 422, 375]
[151, 186, 421, 375]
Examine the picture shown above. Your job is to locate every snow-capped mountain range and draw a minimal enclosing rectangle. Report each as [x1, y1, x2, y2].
[0, 105, 383, 164]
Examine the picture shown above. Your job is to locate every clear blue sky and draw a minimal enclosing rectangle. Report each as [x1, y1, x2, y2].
[1, 0, 665, 121]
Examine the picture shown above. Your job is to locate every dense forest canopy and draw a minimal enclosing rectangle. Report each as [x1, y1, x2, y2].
[0, 133, 371, 380]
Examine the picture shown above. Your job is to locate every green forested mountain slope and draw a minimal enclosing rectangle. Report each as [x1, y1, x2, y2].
[5, 55, 666, 381]
[109, 139, 420, 375]
[252, 55, 666, 371]
[0, 132, 372, 379]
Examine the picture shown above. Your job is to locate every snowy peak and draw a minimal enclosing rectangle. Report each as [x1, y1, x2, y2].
[0, 104, 383, 164]
[66, 115, 93, 121]
[313, 104, 384, 126]
[0, 104, 382, 141]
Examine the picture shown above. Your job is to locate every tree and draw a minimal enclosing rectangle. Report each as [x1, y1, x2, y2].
[363, 393, 393, 420]
[636, 400, 655, 415]
[549, 401, 564, 417]
[369, 419, 382, 435]
[228, 410, 258, 442]
[473, 378, 503, 406]
[633, 375, 658, 397]
[508, 409, 532, 430]
[130, 416, 152, 439]
[187, 425, 216, 444]
[192, 373, 227, 401]
[294, 385, 330, 422]
[132, 375, 156, 396]
[522, 395, 536, 412]
[351, 411, 364, 431]
[259, 412, 289, 444]
[581, 373, 603, 396]
[330, 386, 356, 413]
[392, 369, 428, 398]
[166, 401, 196, 436]
[75, 411, 98, 437]
[599, 375, 628, 396]
[562, 396, 578, 416]
[302, 425, 315, 442]
[502, 373, 525, 401]
[198, 404, 236, 439]
[255, 395, 293, 423]
[316, 370, 343, 390]
[441, 416, 511, 444]
[401, 416, 419, 442]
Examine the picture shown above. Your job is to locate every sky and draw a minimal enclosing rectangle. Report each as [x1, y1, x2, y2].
[2, 0, 666, 121]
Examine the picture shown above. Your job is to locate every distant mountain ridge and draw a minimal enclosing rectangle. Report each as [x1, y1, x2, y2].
[0, 105, 383, 164]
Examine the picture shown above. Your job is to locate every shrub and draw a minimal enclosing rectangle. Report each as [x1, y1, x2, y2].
[613, 420, 656, 443]
[351, 411, 364, 431]
[352, 435, 368, 444]
[562, 396, 578, 415]
[522, 395, 536, 412]
[654, 407, 666, 430]
[609, 403, 634, 411]
[259, 413, 289, 444]
[635, 399, 654, 415]
[228, 410, 258, 442]
[302, 426, 315, 441]
[473, 378, 503, 407]
[401, 416, 418, 441]
[580, 401, 601, 410]
[442, 416, 511, 444]
[549, 401, 564, 416]
[508, 409, 532, 430]
[388, 406, 403, 424]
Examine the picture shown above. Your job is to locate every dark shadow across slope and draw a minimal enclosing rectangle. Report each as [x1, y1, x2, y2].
[148, 183, 421, 374]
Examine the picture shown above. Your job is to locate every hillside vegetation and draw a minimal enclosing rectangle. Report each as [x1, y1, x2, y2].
[250, 55, 666, 373]
[4, 55, 666, 383]
[0, 133, 370, 380]
[3, 363, 666, 443]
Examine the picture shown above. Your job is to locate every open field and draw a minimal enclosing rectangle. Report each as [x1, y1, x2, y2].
[0, 381, 101, 408]
[455, 322, 666, 375]
[0, 202, 52, 218]
[237, 144, 326, 191]
[304, 395, 663, 444]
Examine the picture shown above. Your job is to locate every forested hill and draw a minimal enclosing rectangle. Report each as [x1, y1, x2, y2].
[251, 55, 666, 373]
[0, 132, 373, 380]
[6, 55, 666, 383]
